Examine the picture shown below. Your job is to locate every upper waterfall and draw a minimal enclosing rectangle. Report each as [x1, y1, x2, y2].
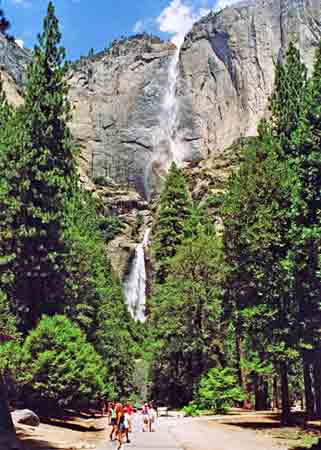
[124, 228, 151, 322]
[144, 45, 186, 197]
[162, 46, 186, 164]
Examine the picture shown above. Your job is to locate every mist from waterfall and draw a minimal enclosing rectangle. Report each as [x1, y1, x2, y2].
[124, 228, 150, 322]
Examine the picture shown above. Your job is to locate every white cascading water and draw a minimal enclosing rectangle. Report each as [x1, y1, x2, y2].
[124, 228, 151, 322]
[144, 43, 186, 197]
[125, 42, 185, 318]
[161, 46, 186, 164]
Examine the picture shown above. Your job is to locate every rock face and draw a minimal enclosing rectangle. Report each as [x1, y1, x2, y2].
[68, 34, 177, 198]
[68, 1, 321, 198]
[178, 0, 321, 156]
[0, 34, 31, 87]
[0, 34, 30, 106]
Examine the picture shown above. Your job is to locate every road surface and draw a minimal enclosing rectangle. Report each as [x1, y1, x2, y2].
[96, 415, 286, 450]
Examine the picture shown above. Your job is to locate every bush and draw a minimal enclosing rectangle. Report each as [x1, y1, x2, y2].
[198, 367, 245, 414]
[182, 401, 201, 417]
[98, 215, 124, 243]
[16, 315, 113, 412]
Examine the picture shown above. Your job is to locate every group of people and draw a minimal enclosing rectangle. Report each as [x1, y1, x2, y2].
[106, 401, 157, 449]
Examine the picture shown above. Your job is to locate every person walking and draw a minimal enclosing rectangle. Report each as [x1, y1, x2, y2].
[116, 404, 126, 450]
[123, 406, 131, 444]
[148, 404, 157, 432]
[108, 402, 117, 441]
[142, 403, 149, 432]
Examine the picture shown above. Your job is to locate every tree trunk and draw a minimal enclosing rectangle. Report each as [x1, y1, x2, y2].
[254, 374, 268, 410]
[313, 358, 321, 417]
[280, 361, 291, 425]
[303, 355, 315, 417]
[235, 314, 246, 407]
[273, 376, 279, 410]
[0, 374, 14, 433]
[235, 319, 243, 388]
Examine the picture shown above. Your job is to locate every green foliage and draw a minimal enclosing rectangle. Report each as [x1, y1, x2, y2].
[150, 221, 226, 406]
[0, 2, 76, 334]
[153, 162, 192, 283]
[269, 42, 308, 151]
[0, 3, 137, 407]
[182, 401, 201, 417]
[15, 315, 111, 411]
[0, 291, 19, 341]
[198, 367, 245, 414]
[98, 215, 124, 243]
[63, 189, 136, 397]
[220, 41, 321, 422]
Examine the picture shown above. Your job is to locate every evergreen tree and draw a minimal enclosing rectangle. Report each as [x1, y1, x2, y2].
[0, 9, 10, 36]
[63, 190, 136, 397]
[150, 222, 226, 406]
[11, 315, 110, 412]
[153, 162, 191, 283]
[0, 2, 76, 333]
[269, 41, 308, 152]
[288, 41, 321, 417]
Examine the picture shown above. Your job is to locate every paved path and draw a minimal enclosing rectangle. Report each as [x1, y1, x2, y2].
[96, 418, 182, 450]
[169, 417, 286, 450]
[96, 415, 286, 450]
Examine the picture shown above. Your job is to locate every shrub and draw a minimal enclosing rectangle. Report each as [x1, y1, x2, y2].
[16, 315, 113, 412]
[98, 215, 124, 243]
[182, 401, 201, 417]
[198, 367, 245, 414]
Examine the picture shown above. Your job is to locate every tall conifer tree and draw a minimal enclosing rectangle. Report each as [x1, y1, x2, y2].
[0, 2, 76, 333]
[289, 41, 321, 417]
[153, 162, 191, 283]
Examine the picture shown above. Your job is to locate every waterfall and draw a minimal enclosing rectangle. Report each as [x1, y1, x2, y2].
[124, 228, 151, 322]
[144, 44, 186, 197]
[162, 46, 186, 164]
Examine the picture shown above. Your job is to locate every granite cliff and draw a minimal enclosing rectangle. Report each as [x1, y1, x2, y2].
[178, 0, 321, 160]
[66, 0, 321, 199]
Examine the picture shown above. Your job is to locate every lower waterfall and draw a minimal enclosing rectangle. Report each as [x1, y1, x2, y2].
[124, 228, 151, 322]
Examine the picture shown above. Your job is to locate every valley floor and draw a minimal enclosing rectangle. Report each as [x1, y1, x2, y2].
[3, 411, 321, 450]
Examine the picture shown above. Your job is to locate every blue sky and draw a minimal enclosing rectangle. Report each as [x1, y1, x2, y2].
[2, 0, 234, 60]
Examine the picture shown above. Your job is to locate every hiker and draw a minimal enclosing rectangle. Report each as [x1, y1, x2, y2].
[142, 403, 149, 432]
[123, 405, 131, 444]
[148, 403, 157, 432]
[116, 404, 126, 450]
[108, 402, 117, 441]
[125, 402, 133, 432]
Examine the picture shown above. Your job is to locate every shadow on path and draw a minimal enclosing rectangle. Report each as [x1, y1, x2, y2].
[40, 416, 104, 432]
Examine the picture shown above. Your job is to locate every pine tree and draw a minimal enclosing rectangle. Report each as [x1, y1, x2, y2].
[269, 41, 308, 152]
[153, 162, 191, 283]
[0, 9, 10, 36]
[289, 41, 321, 417]
[150, 223, 225, 406]
[0, 2, 76, 333]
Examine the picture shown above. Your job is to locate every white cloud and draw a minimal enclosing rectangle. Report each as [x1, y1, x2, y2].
[133, 20, 144, 34]
[214, 0, 239, 10]
[157, 0, 211, 47]
[15, 39, 24, 48]
[10, 0, 32, 7]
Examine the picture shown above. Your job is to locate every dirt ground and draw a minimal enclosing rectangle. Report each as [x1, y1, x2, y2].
[213, 411, 321, 449]
[0, 415, 108, 450]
